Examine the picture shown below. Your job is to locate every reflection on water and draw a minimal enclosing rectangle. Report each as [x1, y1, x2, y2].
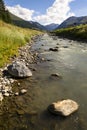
[0, 34, 87, 130]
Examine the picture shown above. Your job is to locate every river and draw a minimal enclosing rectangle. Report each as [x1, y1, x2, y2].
[0, 34, 87, 130]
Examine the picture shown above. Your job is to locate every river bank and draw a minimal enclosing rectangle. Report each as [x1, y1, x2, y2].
[53, 24, 87, 43]
[0, 34, 43, 102]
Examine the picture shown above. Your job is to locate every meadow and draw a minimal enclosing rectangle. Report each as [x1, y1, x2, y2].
[0, 20, 41, 67]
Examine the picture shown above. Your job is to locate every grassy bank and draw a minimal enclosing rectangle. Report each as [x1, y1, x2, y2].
[53, 24, 87, 41]
[0, 20, 42, 67]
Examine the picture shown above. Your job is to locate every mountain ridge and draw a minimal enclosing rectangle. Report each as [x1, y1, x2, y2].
[9, 12, 47, 30]
[45, 23, 59, 31]
[56, 16, 87, 29]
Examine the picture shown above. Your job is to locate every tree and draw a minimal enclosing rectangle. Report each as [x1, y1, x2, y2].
[0, 0, 11, 23]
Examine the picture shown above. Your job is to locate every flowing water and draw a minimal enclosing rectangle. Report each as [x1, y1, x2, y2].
[0, 34, 87, 130]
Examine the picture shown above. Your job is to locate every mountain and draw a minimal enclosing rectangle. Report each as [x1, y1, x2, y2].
[45, 23, 59, 31]
[9, 13, 46, 30]
[57, 16, 87, 29]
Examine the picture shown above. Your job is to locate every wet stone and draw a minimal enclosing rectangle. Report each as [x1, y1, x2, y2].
[48, 99, 79, 116]
[51, 73, 62, 79]
[20, 89, 27, 95]
[15, 92, 19, 96]
[7, 61, 32, 78]
[49, 48, 58, 52]
[3, 92, 9, 97]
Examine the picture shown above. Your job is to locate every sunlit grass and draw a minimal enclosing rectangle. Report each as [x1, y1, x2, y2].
[54, 24, 87, 41]
[0, 20, 42, 67]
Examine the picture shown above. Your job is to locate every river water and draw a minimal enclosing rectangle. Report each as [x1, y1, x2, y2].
[0, 34, 87, 130]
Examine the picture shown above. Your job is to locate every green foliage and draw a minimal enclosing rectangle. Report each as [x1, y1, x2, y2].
[0, 20, 42, 67]
[54, 24, 87, 41]
[0, 0, 11, 23]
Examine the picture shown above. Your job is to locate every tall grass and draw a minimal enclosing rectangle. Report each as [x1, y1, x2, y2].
[54, 24, 87, 41]
[0, 20, 42, 67]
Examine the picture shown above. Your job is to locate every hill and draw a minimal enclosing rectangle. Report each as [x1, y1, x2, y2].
[9, 13, 46, 30]
[54, 24, 87, 41]
[57, 16, 87, 29]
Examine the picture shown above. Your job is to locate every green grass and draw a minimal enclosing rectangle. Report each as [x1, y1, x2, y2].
[53, 24, 87, 41]
[0, 20, 42, 67]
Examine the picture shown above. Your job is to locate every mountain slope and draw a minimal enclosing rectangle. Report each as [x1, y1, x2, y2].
[9, 13, 46, 30]
[57, 16, 87, 29]
[54, 24, 87, 41]
[45, 23, 59, 31]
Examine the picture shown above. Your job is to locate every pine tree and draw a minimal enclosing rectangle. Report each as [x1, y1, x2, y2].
[0, 0, 11, 23]
[0, 0, 5, 11]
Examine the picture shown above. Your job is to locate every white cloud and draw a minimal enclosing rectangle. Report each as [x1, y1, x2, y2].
[33, 0, 75, 25]
[7, 5, 34, 21]
[6, 0, 75, 25]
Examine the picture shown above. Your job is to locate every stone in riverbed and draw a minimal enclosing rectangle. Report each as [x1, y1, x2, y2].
[15, 92, 19, 96]
[48, 99, 79, 116]
[51, 73, 62, 79]
[7, 61, 32, 78]
[20, 89, 27, 94]
[49, 48, 58, 52]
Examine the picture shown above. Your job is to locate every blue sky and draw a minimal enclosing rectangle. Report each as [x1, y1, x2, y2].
[4, 0, 87, 25]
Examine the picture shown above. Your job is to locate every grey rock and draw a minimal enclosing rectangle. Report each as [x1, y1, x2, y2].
[48, 99, 79, 116]
[7, 61, 32, 78]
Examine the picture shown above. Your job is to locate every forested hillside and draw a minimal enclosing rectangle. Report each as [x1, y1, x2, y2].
[0, 0, 11, 23]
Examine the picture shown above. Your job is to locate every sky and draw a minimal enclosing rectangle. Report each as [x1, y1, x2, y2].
[4, 0, 87, 25]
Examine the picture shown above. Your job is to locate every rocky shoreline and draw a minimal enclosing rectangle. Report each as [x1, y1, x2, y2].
[0, 35, 41, 102]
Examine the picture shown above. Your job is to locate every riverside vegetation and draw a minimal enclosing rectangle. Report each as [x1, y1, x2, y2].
[54, 24, 87, 41]
[0, 20, 42, 67]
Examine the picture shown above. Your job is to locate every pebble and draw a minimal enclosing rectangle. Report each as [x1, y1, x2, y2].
[0, 93, 3, 102]
[3, 93, 9, 97]
[15, 92, 19, 96]
[20, 89, 27, 94]
[17, 83, 21, 86]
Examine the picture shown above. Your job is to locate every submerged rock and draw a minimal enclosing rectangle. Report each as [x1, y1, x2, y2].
[7, 61, 32, 78]
[51, 73, 62, 78]
[49, 48, 58, 52]
[48, 99, 79, 116]
[63, 46, 68, 48]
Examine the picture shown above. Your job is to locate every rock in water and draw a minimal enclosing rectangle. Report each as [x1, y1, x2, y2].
[7, 61, 32, 78]
[20, 89, 27, 94]
[49, 48, 58, 52]
[48, 99, 79, 116]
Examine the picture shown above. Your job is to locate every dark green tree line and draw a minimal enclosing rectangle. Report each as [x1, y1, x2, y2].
[0, 0, 11, 23]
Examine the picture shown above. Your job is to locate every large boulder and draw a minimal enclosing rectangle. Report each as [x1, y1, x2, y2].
[48, 99, 79, 116]
[7, 61, 32, 78]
